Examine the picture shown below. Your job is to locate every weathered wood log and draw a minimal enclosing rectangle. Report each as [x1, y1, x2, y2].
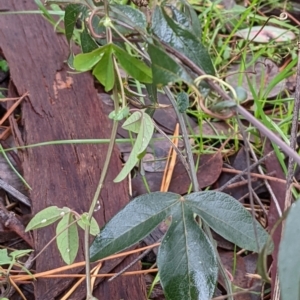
[0, 1, 146, 299]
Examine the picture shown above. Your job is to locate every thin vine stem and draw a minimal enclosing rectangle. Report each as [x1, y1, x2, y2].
[84, 0, 119, 298]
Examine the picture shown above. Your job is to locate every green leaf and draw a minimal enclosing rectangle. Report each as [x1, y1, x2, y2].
[80, 26, 98, 53]
[138, 113, 154, 152]
[151, 6, 215, 76]
[180, 1, 202, 39]
[0, 60, 8, 72]
[90, 192, 179, 262]
[148, 43, 193, 86]
[88, 217, 100, 236]
[77, 213, 100, 236]
[9, 250, 33, 260]
[110, 4, 147, 31]
[73, 46, 106, 72]
[64, 4, 84, 44]
[108, 106, 130, 121]
[168, 4, 201, 38]
[145, 82, 158, 105]
[0, 249, 11, 265]
[177, 91, 189, 113]
[114, 111, 154, 182]
[122, 111, 142, 133]
[25, 206, 71, 231]
[158, 206, 217, 300]
[67, 52, 75, 69]
[185, 191, 272, 253]
[234, 86, 248, 103]
[113, 45, 152, 83]
[279, 201, 300, 300]
[93, 46, 115, 91]
[56, 213, 79, 265]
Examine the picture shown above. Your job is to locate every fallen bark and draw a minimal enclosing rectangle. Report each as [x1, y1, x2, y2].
[0, 1, 146, 299]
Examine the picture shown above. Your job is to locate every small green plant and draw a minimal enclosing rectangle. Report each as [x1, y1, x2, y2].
[25, 206, 99, 264]
[21, 0, 300, 299]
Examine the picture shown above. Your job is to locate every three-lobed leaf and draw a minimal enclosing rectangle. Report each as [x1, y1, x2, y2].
[74, 43, 152, 85]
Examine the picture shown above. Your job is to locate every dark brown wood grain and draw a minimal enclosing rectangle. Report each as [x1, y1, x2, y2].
[0, 1, 146, 299]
